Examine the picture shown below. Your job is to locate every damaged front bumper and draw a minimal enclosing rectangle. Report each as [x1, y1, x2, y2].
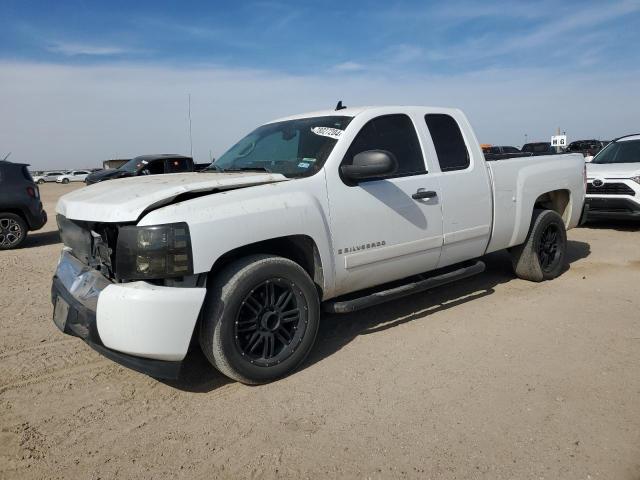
[51, 250, 206, 379]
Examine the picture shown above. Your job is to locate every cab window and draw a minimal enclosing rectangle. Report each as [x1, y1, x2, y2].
[425, 114, 470, 172]
[342, 114, 426, 178]
[140, 159, 166, 175]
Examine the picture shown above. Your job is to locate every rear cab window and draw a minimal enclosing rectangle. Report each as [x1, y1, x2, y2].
[342, 114, 426, 179]
[166, 158, 192, 173]
[424, 114, 470, 172]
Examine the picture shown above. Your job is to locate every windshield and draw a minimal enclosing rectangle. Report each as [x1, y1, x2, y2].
[592, 139, 640, 164]
[118, 158, 142, 173]
[208, 116, 352, 178]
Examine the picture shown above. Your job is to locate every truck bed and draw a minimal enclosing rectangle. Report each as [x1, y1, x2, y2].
[485, 153, 585, 254]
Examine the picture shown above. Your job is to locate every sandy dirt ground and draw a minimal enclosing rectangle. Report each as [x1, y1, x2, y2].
[1, 183, 639, 479]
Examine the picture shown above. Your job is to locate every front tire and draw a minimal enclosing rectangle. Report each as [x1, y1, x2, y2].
[37, 179, 44, 184]
[510, 209, 567, 282]
[0, 213, 28, 250]
[62, 178, 70, 184]
[199, 255, 320, 384]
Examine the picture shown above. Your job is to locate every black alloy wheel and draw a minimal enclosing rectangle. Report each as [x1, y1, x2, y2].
[537, 223, 561, 272]
[199, 254, 320, 384]
[511, 209, 567, 282]
[234, 278, 307, 367]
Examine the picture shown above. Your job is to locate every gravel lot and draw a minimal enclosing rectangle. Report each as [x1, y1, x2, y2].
[1, 183, 639, 479]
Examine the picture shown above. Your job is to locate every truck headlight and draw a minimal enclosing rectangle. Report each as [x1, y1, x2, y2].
[115, 223, 193, 280]
[632, 176, 640, 185]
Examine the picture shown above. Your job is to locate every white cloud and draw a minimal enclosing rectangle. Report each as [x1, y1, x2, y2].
[424, 0, 640, 62]
[432, 1, 551, 20]
[332, 61, 366, 72]
[46, 41, 131, 56]
[0, 61, 638, 169]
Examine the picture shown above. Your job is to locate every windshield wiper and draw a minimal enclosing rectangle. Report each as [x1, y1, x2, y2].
[221, 166, 272, 173]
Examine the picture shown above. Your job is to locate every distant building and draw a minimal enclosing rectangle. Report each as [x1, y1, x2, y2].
[102, 159, 129, 170]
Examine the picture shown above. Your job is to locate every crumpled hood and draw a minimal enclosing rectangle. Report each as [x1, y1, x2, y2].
[587, 162, 640, 178]
[57, 171, 289, 222]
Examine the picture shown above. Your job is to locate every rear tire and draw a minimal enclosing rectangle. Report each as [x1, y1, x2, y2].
[199, 255, 320, 384]
[0, 213, 28, 250]
[37, 179, 44, 184]
[510, 209, 567, 282]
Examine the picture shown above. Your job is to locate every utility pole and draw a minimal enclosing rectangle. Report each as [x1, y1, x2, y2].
[188, 94, 193, 158]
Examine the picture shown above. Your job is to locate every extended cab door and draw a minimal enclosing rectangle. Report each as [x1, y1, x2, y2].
[422, 112, 492, 268]
[326, 113, 444, 296]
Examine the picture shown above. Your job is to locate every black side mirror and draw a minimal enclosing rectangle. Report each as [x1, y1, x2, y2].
[341, 150, 398, 182]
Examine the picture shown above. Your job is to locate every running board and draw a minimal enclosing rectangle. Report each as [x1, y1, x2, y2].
[323, 260, 485, 314]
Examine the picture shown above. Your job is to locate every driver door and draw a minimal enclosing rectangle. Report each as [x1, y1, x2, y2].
[326, 114, 444, 296]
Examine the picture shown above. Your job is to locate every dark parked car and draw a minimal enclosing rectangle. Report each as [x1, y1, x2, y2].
[484, 145, 533, 160]
[0, 160, 47, 249]
[85, 154, 208, 185]
[567, 140, 606, 157]
[521, 142, 558, 155]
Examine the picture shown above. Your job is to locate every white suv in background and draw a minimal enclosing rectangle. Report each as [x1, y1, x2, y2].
[56, 170, 91, 184]
[586, 134, 640, 219]
[33, 171, 66, 184]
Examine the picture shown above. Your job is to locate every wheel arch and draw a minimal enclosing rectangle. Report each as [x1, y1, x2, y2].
[0, 208, 28, 223]
[533, 189, 572, 225]
[207, 235, 325, 300]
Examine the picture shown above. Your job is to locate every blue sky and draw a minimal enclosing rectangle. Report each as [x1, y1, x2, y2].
[1, 0, 639, 168]
[2, 0, 639, 74]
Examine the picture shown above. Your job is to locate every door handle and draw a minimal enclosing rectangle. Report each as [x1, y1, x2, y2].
[412, 189, 437, 200]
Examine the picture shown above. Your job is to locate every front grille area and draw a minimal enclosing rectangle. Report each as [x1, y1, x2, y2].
[587, 182, 636, 196]
[56, 214, 118, 279]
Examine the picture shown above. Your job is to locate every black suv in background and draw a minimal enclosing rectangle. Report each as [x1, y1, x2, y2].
[484, 145, 534, 160]
[521, 142, 558, 155]
[0, 160, 47, 249]
[85, 154, 208, 185]
[567, 140, 607, 157]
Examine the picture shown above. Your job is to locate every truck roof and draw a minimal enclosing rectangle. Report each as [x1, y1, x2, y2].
[134, 154, 192, 161]
[270, 105, 462, 124]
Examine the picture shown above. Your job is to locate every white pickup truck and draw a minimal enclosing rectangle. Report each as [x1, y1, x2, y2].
[52, 105, 586, 383]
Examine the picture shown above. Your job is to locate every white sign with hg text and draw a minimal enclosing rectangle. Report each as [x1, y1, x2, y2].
[551, 135, 567, 147]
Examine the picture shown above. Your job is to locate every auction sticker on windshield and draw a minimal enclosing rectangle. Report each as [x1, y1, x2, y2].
[311, 126, 343, 139]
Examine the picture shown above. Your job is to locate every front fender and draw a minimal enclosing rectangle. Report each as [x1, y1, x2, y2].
[138, 178, 336, 295]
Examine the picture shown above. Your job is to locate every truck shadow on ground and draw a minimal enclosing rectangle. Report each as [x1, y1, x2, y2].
[161, 347, 233, 392]
[22, 230, 61, 248]
[581, 219, 640, 232]
[305, 240, 590, 372]
[162, 240, 590, 393]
